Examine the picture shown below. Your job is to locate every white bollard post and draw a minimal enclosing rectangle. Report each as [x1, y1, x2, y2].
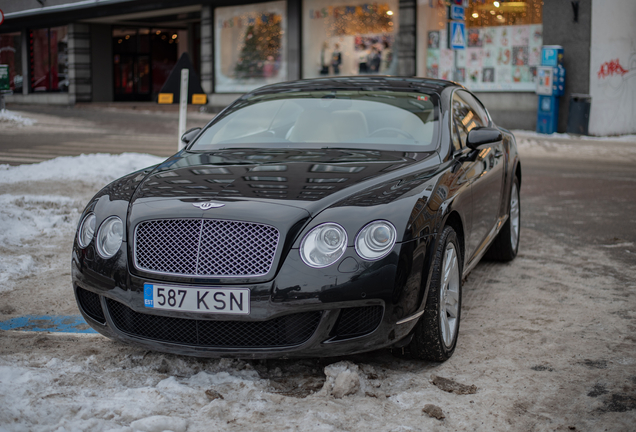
[178, 68, 189, 150]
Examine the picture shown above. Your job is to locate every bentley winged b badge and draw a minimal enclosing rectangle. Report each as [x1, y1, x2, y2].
[193, 201, 225, 210]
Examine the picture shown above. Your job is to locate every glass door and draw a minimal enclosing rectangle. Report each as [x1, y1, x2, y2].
[113, 28, 152, 101]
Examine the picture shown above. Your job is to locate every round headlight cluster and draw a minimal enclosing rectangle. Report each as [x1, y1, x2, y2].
[355, 221, 397, 260]
[96, 216, 123, 259]
[300, 223, 348, 268]
[78, 213, 96, 248]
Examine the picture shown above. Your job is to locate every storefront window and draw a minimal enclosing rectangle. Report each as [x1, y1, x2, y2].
[303, 0, 399, 79]
[29, 26, 68, 92]
[0, 32, 23, 92]
[215, 1, 287, 93]
[151, 28, 178, 94]
[113, 27, 179, 101]
[418, 0, 542, 92]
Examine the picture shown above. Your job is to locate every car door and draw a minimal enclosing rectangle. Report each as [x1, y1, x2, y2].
[451, 90, 505, 260]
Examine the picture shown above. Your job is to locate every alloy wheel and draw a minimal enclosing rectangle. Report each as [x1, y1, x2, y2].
[510, 183, 520, 251]
[440, 243, 460, 348]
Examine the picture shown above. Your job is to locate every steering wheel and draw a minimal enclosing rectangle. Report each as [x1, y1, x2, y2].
[368, 127, 415, 140]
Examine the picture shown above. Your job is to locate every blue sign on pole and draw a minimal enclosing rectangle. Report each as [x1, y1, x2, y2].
[450, 5, 465, 21]
[541, 45, 564, 67]
[449, 22, 466, 50]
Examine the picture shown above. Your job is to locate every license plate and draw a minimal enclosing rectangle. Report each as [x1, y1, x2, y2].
[143, 284, 250, 315]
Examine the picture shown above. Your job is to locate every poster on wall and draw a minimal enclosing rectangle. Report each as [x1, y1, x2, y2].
[214, 1, 287, 93]
[426, 24, 542, 91]
[302, 0, 399, 79]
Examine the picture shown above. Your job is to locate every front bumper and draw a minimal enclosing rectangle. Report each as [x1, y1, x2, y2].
[72, 237, 433, 358]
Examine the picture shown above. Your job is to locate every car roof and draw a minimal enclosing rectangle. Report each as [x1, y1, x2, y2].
[245, 76, 460, 97]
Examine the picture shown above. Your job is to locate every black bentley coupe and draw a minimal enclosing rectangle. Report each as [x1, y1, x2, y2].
[72, 77, 521, 361]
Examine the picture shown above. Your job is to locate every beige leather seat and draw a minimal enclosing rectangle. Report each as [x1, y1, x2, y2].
[332, 110, 369, 142]
[287, 109, 337, 143]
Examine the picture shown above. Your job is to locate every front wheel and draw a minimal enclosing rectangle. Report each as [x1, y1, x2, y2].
[485, 176, 520, 261]
[407, 226, 462, 361]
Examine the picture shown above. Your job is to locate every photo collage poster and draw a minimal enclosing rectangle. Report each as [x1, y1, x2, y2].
[427, 24, 542, 91]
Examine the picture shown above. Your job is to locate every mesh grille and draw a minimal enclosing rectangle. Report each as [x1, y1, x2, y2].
[106, 299, 321, 348]
[134, 219, 279, 277]
[333, 306, 383, 339]
[76, 287, 105, 323]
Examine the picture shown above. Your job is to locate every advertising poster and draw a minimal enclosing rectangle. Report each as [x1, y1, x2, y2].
[426, 24, 541, 91]
[214, 1, 287, 93]
[426, 49, 440, 78]
[302, 0, 400, 79]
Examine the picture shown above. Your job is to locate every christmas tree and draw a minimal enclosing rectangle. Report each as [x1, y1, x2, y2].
[234, 13, 282, 79]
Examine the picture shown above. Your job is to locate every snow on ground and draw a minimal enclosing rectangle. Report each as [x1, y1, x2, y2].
[0, 153, 163, 185]
[0, 154, 162, 293]
[0, 151, 635, 431]
[513, 130, 636, 163]
[0, 109, 36, 127]
[512, 129, 636, 143]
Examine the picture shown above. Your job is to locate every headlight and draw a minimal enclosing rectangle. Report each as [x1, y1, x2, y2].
[300, 223, 348, 268]
[355, 221, 397, 260]
[77, 213, 96, 248]
[96, 216, 123, 259]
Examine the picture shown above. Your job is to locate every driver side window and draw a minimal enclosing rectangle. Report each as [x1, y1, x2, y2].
[452, 91, 487, 151]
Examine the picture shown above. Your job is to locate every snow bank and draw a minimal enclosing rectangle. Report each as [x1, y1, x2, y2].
[0, 109, 36, 127]
[0, 194, 80, 247]
[0, 153, 163, 185]
[512, 129, 636, 143]
[0, 153, 164, 292]
[0, 255, 35, 292]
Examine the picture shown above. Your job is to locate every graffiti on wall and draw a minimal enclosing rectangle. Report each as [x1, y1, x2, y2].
[597, 58, 628, 79]
[594, 50, 636, 134]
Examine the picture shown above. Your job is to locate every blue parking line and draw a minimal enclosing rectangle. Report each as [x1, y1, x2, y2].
[0, 315, 97, 334]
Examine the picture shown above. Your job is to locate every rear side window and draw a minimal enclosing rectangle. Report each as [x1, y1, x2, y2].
[451, 90, 488, 151]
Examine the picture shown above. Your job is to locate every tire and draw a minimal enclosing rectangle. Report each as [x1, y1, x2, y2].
[485, 176, 520, 262]
[407, 226, 462, 362]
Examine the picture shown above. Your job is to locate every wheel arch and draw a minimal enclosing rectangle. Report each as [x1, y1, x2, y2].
[443, 211, 465, 268]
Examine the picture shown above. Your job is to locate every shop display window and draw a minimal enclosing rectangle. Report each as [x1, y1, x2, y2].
[151, 29, 178, 94]
[29, 26, 68, 92]
[418, 0, 542, 92]
[302, 0, 399, 79]
[214, 1, 287, 93]
[0, 32, 23, 92]
[113, 27, 179, 101]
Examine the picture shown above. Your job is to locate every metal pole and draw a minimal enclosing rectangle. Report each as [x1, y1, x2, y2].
[453, 50, 458, 82]
[178, 68, 189, 150]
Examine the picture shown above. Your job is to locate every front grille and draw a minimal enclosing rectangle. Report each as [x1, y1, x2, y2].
[134, 218, 279, 277]
[106, 299, 321, 348]
[332, 306, 383, 339]
[76, 287, 105, 323]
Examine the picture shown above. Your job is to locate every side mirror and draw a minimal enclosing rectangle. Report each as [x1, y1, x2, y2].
[466, 127, 503, 150]
[181, 127, 202, 145]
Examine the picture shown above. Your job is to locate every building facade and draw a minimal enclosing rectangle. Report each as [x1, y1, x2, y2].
[0, 0, 634, 135]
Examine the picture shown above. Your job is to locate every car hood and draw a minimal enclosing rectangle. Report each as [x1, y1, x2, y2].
[130, 148, 439, 215]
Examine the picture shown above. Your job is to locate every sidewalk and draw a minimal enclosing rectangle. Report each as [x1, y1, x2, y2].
[512, 130, 636, 164]
[74, 101, 218, 114]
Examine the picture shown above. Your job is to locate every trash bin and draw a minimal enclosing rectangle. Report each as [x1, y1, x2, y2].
[566, 93, 591, 135]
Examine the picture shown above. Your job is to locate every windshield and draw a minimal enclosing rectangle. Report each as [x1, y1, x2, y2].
[190, 90, 439, 151]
